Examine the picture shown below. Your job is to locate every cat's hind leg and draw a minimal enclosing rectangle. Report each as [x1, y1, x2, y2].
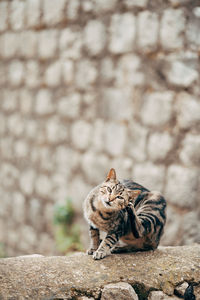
[87, 226, 100, 255]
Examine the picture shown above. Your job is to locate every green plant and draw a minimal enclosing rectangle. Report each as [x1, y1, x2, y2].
[53, 198, 83, 254]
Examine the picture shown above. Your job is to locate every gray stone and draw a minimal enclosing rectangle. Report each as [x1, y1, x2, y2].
[29, 198, 42, 230]
[91, 119, 105, 152]
[35, 174, 52, 197]
[193, 7, 200, 18]
[165, 165, 198, 208]
[19, 31, 37, 58]
[186, 18, 200, 50]
[124, 0, 147, 8]
[66, 0, 80, 21]
[46, 117, 68, 143]
[181, 212, 200, 245]
[175, 92, 200, 129]
[20, 225, 37, 252]
[101, 282, 138, 300]
[14, 140, 29, 158]
[174, 282, 189, 298]
[35, 89, 54, 115]
[115, 54, 145, 87]
[38, 30, 58, 59]
[43, 0, 66, 25]
[160, 9, 186, 50]
[71, 120, 93, 150]
[100, 57, 115, 83]
[147, 132, 174, 162]
[128, 122, 148, 162]
[26, 0, 40, 27]
[19, 89, 33, 114]
[83, 20, 106, 56]
[137, 11, 159, 52]
[60, 29, 82, 59]
[141, 91, 174, 126]
[19, 169, 36, 196]
[10, 0, 25, 31]
[133, 162, 165, 191]
[62, 60, 74, 84]
[109, 13, 136, 54]
[75, 59, 97, 90]
[0, 32, 19, 58]
[93, 0, 117, 12]
[100, 88, 132, 121]
[179, 134, 200, 166]
[104, 122, 127, 156]
[8, 60, 24, 86]
[7, 114, 24, 137]
[12, 192, 25, 224]
[44, 61, 62, 87]
[81, 152, 109, 183]
[148, 291, 179, 299]
[111, 157, 133, 180]
[0, 2, 8, 31]
[0, 163, 19, 189]
[164, 60, 198, 87]
[2, 90, 18, 113]
[25, 60, 40, 88]
[58, 93, 81, 119]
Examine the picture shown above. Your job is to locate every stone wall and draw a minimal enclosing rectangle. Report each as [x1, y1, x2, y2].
[0, 0, 200, 256]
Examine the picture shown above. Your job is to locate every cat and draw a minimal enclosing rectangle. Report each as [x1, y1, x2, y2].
[83, 168, 166, 260]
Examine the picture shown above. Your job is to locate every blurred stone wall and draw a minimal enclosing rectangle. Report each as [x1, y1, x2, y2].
[0, 0, 200, 256]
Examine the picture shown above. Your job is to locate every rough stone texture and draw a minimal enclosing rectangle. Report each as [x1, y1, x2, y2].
[0, 246, 199, 299]
[0, 0, 200, 256]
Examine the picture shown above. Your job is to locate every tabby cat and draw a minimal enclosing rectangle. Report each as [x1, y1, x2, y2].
[84, 168, 166, 260]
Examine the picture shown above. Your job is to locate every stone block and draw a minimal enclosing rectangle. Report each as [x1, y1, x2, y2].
[26, 0, 41, 28]
[19, 31, 37, 58]
[179, 134, 200, 167]
[164, 60, 198, 87]
[12, 192, 25, 224]
[165, 165, 198, 208]
[35, 174, 52, 197]
[53, 147, 80, 173]
[124, 0, 147, 8]
[44, 61, 62, 87]
[19, 169, 36, 196]
[81, 152, 109, 183]
[128, 122, 148, 162]
[0, 163, 19, 189]
[93, 0, 117, 12]
[10, 0, 25, 31]
[20, 225, 37, 251]
[109, 13, 136, 54]
[112, 157, 133, 179]
[2, 90, 18, 113]
[25, 60, 40, 88]
[174, 282, 189, 298]
[7, 114, 24, 137]
[160, 9, 186, 50]
[29, 198, 42, 230]
[147, 132, 174, 162]
[100, 57, 115, 83]
[70, 120, 93, 150]
[186, 17, 200, 50]
[83, 20, 106, 56]
[133, 162, 165, 191]
[58, 93, 81, 119]
[101, 282, 138, 300]
[42, 0, 66, 25]
[35, 89, 54, 115]
[0, 2, 8, 31]
[104, 122, 127, 156]
[141, 91, 174, 126]
[46, 117, 68, 144]
[115, 54, 145, 87]
[91, 119, 105, 152]
[8, 60, 24, 86]
[14, 140, 29, 158]
[62, 60, 74, 84]
[148, 291, 179, 299]
[38, 30, 58, 59]
[75, 59, 97, 90]
[66, 0, 80, 21]
[175, 92, 200, 129]
[137, 11, 159, 52]
[0, 33, 19, 58]
[100, 88, 132, 120]
[59, 29, 82, 59]
[181, 212, 200, 245]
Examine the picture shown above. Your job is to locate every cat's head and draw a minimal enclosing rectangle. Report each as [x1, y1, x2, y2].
[99, 168, 140, 211]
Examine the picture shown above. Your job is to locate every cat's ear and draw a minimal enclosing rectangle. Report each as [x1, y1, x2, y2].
[106, 168, 116, 181]
[127, 189, 141, 199]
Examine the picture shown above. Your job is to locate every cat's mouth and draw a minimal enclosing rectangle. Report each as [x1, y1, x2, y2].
[104, 200, 111, 207]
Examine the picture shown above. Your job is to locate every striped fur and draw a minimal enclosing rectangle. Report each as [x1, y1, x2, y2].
[83, 168, 166, 260]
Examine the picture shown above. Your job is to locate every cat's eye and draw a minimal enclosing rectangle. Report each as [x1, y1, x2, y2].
[117, 196, 124, 200]
[107, 187, 112, 193]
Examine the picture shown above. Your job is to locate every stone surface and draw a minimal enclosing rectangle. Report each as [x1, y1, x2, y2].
[160, 9, 186, 50]
[0, 245, 199, 299]
[71, 120, 93, 150]
[42, 0, 66, 25]
[147, 132, 174, 162]
[109, 13, 136, 54]
[75, 59, 97, 90]
[179, 134, 200, 166]
[148, 291, 179, 299]
[83, 20, 106, 56]
[104, 122, 127, 156]
[101, 282, 138, 300]
[38, 30, 58, 59]
[165, 165, 198, 208]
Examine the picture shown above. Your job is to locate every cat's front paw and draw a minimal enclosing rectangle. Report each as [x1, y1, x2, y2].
[93, 250, 107, 260]
[87, 248, 96, 255]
